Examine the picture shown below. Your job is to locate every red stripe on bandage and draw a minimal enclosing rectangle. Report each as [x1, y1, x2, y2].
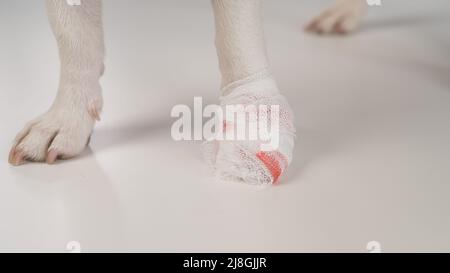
[256, 151, 287, 184]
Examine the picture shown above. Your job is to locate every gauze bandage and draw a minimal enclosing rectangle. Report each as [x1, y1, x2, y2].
[203, 71, 296, 185]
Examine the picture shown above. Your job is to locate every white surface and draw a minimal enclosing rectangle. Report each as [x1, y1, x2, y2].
[1, 0, 450, 252]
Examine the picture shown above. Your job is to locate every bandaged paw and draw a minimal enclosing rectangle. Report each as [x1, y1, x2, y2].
[203, 71, 296, 185]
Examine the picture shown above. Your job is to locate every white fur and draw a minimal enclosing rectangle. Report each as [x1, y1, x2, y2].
[212, 0, 269, 87]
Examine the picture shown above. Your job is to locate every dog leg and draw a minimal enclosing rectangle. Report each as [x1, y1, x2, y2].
[306, 0, 367, 34]
[205, 0, 296, 184]
[9, 0, 104, 165]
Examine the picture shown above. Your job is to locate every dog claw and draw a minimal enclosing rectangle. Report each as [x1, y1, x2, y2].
[46, 149, 59, 164]
[9, 148, 25, 166]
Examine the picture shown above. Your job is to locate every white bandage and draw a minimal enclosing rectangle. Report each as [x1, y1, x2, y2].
[204, 71, 296, 185]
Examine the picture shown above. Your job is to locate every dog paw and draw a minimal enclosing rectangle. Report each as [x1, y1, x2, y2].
[306, 0, 366, 34]
[8, 101, 96, 166]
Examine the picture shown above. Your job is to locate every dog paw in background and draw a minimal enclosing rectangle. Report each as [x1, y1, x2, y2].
[306, 0, 367, 34]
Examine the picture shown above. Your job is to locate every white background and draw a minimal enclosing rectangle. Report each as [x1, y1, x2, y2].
[1, 0, 450, 252]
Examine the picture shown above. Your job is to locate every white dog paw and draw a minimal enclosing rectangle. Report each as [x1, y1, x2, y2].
[306, 0, 366, 34]
[9, 99, 97, 166]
